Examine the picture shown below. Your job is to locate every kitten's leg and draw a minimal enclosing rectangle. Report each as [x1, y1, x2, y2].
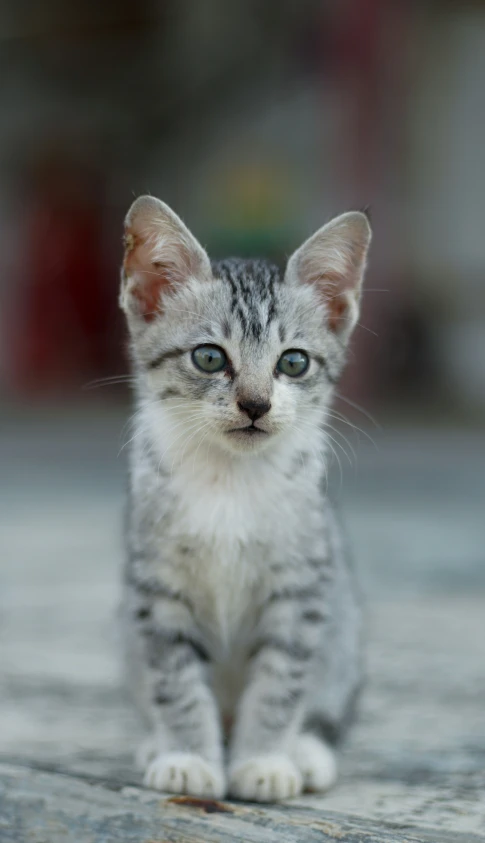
[298, 519, 362, 790]
[228, 588, 326, 802]
[141, 636, 225, 796]
[126, 594, 225, 797]
[291, 733, 337, 792]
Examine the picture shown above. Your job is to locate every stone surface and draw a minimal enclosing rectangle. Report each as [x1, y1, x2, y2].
[2, 762, 484, 843]
[1, 407, 484, 840]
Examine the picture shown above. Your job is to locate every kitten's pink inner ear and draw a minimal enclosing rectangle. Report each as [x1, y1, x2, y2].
[326, 288, 350, 333]
[123, 229, 172, 322]
[291, 212, 371, 337]
[308, 270, 354, 332]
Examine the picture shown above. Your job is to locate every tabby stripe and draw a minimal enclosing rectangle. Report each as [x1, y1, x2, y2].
[144, 628, 210, 664]
[159, 387, 183, 400]
[314, 354, 339, 384]
[127, 566, 193, 608]
[261, 688, 304, 709]
[267, 585, 324, 603]
[147, 347, 187, 369]
[250, 636, 313, 662]
[300, 608, 327, 624]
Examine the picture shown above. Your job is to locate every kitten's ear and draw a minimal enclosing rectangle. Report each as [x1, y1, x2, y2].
[286, 211, 371, 341]
[119, 196, 211, 322]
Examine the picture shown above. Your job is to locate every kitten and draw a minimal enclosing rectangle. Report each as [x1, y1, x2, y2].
[119, 196, 371, 802]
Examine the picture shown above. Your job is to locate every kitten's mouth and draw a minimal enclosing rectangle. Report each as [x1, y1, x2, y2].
[226, 424, 267, 436]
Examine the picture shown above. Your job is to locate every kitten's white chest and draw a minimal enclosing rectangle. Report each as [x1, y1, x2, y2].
[184, 538, 262, 650]
[166, 459, 286, 646]
[171, 456, 285, 546]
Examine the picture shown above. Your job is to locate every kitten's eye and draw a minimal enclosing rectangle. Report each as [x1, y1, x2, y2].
[277, 350, 309, 377]
[192, 345, 227, 373]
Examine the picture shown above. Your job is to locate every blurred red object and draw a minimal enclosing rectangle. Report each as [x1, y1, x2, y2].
[12, 147, 116, 394]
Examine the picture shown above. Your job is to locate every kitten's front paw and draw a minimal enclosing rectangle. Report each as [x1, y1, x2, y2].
[229, 754, 302, 802]
[144, 752, 225, 798]
[292, 733, 337, 792]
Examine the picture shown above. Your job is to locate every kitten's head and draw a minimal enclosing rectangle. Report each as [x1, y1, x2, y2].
[120, 196, 371, 458]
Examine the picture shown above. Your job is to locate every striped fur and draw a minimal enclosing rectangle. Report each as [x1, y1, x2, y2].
[119, 196, 371, 801]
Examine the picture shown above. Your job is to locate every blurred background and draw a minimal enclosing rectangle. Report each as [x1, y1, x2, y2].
[1, 1, 485, 833]
[0, 0, 484, 416]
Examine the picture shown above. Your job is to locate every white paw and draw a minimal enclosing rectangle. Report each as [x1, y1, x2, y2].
[229, 754, 302, 802]
[144, 752, 225, 798]
[292, 733, 337, 792]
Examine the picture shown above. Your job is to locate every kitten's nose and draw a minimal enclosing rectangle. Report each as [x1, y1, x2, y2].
[237, 398, 271, 422]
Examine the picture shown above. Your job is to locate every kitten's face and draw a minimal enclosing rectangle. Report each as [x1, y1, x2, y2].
[120, 198, 371, 460]
[136, 261, 342, 456]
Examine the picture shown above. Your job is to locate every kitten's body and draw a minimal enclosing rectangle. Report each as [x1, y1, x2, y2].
[119, 199, 371, 801]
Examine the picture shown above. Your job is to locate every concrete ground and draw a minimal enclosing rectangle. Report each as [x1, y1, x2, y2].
[1, 405, 484, 841]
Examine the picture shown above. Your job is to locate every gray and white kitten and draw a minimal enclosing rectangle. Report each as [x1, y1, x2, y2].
[119, 196, 371, 802]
